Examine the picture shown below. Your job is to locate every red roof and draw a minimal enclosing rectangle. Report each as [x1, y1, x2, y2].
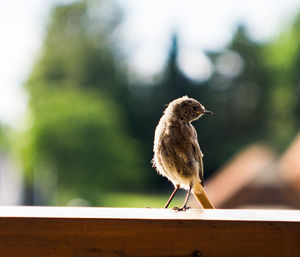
[279, 133, 300, 188]
[202, 145, 276, 208]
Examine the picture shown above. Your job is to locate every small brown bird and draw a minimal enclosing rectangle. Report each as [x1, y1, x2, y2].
[152, 96, 214, 210]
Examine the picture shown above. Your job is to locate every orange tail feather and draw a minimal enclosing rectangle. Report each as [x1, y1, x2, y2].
[192, 182, 214, 209]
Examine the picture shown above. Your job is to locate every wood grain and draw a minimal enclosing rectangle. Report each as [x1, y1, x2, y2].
[0, 207, 299, 257]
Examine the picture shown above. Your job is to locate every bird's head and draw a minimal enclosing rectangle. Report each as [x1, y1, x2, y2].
[166, 96, 213, 122]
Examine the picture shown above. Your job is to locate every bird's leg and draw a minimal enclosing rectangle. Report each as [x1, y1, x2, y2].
[173, 186, 192, 211]
[164, 184, 180, 208]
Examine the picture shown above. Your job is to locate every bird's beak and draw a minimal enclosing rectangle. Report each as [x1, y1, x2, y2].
[203, 110, 214, 115]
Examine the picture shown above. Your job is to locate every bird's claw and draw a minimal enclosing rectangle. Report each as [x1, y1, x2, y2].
[172, 206, 191, 211]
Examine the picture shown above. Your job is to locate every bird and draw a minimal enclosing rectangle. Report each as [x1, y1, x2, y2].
[152, 96, 214, 210]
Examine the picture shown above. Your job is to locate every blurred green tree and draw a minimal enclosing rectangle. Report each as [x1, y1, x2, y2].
[0, 124, 9, 151]
[264, 15, 300, 149]
[27, 0, 128, 102]
[22, 1, 146, 205]
[200, 25, 273, 169]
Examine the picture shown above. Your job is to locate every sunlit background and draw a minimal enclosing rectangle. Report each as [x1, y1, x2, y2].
[1, 0, 300, 208]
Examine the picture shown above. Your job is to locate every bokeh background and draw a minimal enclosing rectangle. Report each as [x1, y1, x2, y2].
[1, 0, 300, 208]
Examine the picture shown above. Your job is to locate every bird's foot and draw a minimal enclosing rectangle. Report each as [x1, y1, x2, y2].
[172, 206, 191, 211]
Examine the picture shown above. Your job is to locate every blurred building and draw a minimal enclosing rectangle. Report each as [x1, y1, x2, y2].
[278, 133, 300, 207]
[191, 134, 300, 209]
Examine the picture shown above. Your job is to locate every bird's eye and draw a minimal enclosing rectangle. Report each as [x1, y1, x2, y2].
[193, 106, 198, 111]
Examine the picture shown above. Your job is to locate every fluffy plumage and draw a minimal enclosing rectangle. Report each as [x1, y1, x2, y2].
[152, 96, 214, 210]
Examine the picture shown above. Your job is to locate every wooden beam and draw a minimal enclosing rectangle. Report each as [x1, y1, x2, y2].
[0, 207, 300, 257]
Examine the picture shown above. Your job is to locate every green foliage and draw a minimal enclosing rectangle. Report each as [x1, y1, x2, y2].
[27, 0, 126, 99]
[0, 124, 9, 151]
[21, 1, 146, 205]
[23, 87, 145, 204]
[263, 14, 300, 149]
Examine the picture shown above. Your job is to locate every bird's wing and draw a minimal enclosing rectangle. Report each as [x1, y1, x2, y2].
[190, 126, 204, 185]
[169, 124, 204, 185]
[191, 141, 204, 185]
[172, 139, 204, 185]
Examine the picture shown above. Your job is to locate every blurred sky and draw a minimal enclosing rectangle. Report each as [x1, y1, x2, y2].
[1, 0, 300, 128]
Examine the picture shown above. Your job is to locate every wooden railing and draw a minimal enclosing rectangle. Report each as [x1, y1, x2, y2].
[0, 206, 299, 257]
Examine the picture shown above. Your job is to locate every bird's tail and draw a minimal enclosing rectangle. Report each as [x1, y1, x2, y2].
[192, 182, 214, 209]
